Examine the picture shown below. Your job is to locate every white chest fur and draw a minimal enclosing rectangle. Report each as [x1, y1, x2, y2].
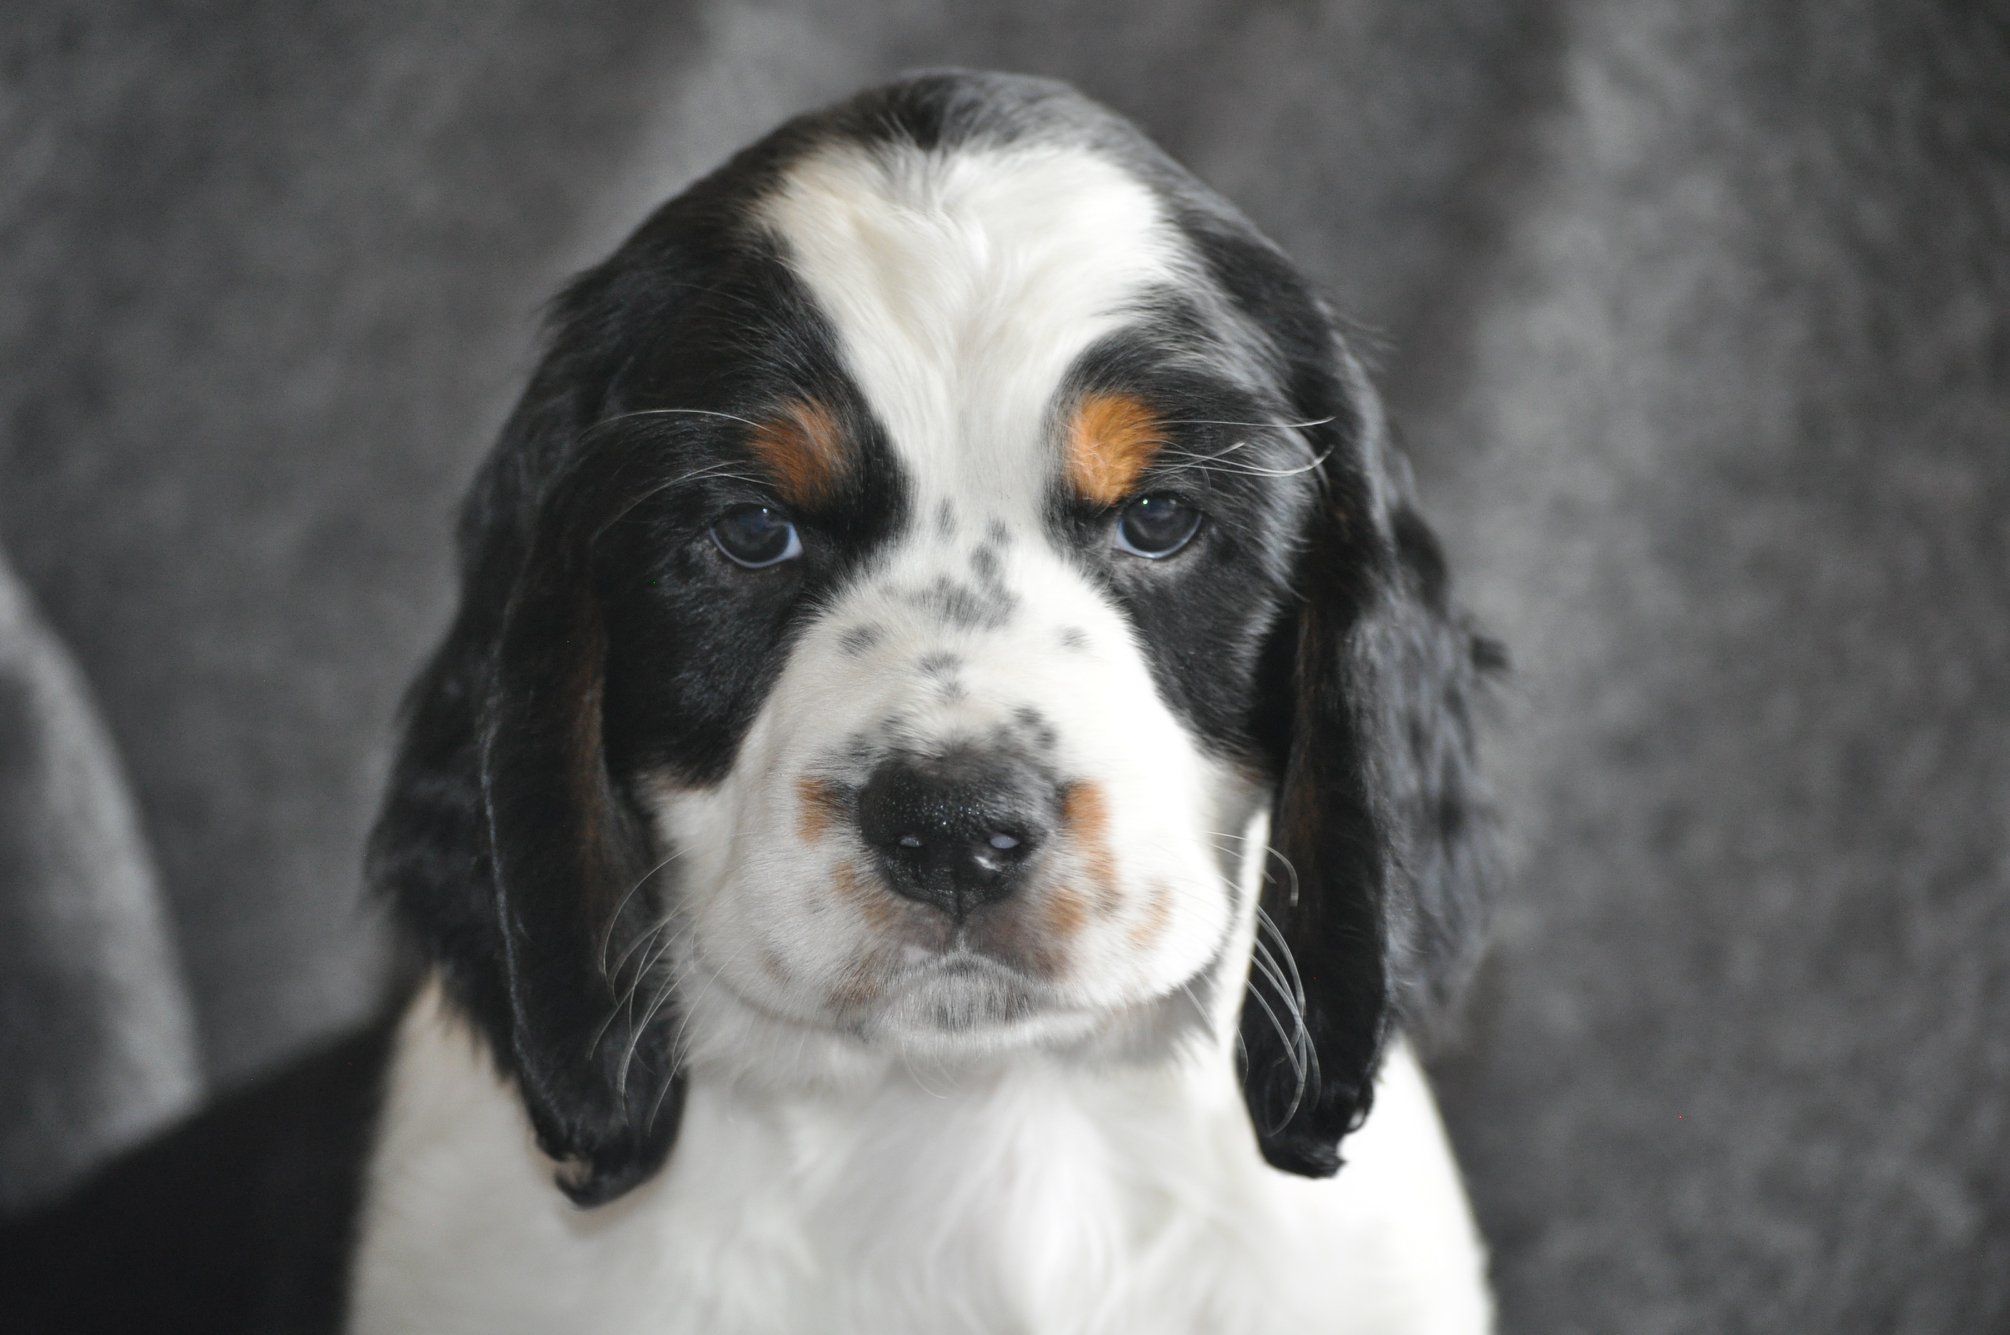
[348, 987, 1491, 1334]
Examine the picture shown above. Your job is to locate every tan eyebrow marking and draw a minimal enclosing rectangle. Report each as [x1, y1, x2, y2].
[747, 399, 844, 506]
[1066, 391, 1166, 505]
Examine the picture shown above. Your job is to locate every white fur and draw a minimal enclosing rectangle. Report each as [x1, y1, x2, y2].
[350, 983, 1490, 1334]
[350, 139, 1492, 1331]
[762, 140, 1185, 511]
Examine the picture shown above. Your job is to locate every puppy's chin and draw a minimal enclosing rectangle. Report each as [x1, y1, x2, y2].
[677, 942, 1103, 1083]
[861, 956, 1099, 1058]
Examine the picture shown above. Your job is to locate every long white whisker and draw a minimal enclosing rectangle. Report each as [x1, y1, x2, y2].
[1255, 905, 1307, 1010]
[593, 406, 765, 432]
[594, 918, 688, 1068]
[1242, 975, 1306, 1123]
[1154, 415, 1338, 432]
[589, 920, 661, 1060]
[617, 957, 689, 1100]
[590, 461, 768, 542]
[599, 849, 685, 976]
[1248, 930, 1312, 1071]
[1154, 446, 1333, 479]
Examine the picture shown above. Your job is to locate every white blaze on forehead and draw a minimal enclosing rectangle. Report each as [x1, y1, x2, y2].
[655, 136, 1247, 1042]
[760, 141, 1182, 506]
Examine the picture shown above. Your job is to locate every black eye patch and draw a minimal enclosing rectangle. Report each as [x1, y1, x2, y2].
[582, 409, 907, 786]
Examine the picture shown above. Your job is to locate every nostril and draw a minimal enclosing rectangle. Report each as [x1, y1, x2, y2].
[855, 751, 1056, 913]
[978, 827, 1040, 864]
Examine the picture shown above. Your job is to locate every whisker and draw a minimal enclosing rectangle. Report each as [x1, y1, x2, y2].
[1243, 973, 1305, 1100]
[1254, 906, 1321, 1119]
[1172, 977, 1216, 1032]
[1154, 415, 1338, 432]
[590, 461, 768, 543]
[1154, 445, 1333, 480]
[643, 929, 729, 1130]
[617, 950, 690, 1100]
[1255, 905, 1307, 1010]
[592, 917, 687, 1068]
[1196, 833, 1321, 1124]
[599, 849, 685, 977]
[591, 406, 765, 433]
[1246, 934, 1298, 1018]
[1248, 931, 1312, 1070]
[1256, 840, 1307, 915]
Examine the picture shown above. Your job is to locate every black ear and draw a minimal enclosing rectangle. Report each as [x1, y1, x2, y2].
[369, 366, 684, 1207]
[1240, 353, 1501, 1178]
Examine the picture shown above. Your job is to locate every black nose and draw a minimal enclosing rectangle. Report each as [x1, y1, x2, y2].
[855, 750, 1054, 917]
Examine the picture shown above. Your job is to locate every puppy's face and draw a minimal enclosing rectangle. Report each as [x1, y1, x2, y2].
[373, 75, 1496, 1205]
[621, 144, 1302, 1057]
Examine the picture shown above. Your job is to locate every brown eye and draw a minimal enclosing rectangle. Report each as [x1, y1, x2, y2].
[710, 505, 802, 568]
[1113, 494, 1202, 559]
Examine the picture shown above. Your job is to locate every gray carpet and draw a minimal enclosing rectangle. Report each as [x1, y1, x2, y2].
[2, 1, 2004, 1328]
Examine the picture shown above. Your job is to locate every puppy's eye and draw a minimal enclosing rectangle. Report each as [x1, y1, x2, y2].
[710, 505, 802, 568]
[1113, 494, 1202, 559]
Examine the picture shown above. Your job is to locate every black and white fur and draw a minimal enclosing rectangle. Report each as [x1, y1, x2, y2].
[353, 71, 1500, 1334]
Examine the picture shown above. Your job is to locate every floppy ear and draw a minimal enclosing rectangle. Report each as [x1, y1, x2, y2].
[1240, 354, 1500, 1178]
[369, 371, 684, 1207]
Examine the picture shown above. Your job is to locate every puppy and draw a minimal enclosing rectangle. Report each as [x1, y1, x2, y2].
[352, 70, 1501, 1334]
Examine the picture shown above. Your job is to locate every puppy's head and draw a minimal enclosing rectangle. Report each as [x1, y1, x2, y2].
[370, 72, 1497, 1205]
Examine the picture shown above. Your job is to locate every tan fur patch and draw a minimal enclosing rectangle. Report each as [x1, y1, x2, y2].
[1043, 883, 1092, 939]
[1060, 780, 1122, 915]
[1129, 882, 1175, 951]
[1065, 392, 1165, 505]
[747, 400, 844, 506]
[827, 957, 883, 1013]
[795, 776, 847, 843]
[832, 859, 896, 932]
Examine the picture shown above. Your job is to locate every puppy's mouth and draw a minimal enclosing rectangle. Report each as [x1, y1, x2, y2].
[877, 949, 1047, 1034]
[690, 926, 1073, 1046]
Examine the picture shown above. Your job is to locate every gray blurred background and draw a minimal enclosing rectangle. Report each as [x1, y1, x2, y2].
[2, 1, 2005, 1329]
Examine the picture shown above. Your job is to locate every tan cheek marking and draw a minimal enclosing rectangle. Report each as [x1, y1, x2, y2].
[1129, 882, 1175, 952]
[796, 776, 847, 843]
[748, 399, 844, 506]
[1066, 391, 1166, 506]
[1043, 883, 1092, 940]
[832, 858, 897, 932]
[1060, 781, 1122, 916]
[827, 956, 884, 1014]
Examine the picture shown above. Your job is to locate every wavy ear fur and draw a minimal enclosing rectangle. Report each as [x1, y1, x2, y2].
[368, 337, 683, 1207]
[1240, 342, 1501, 1178]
